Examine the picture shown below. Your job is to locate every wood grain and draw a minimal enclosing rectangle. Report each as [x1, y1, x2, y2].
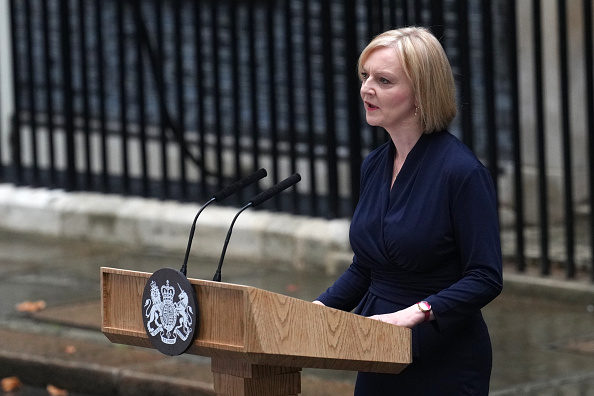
[101, 267, 411, 374]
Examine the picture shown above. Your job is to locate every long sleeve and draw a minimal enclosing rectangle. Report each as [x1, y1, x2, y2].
[316, 255, 371, 312]
[426, 166, 503, 331]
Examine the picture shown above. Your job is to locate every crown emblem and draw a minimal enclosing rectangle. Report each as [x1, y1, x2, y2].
[161, 280, 175, 302]
[149, 280, 160, 301]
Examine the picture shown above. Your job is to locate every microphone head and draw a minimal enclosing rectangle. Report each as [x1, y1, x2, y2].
[212, 168, 267, 202]
[249, 173, 301, 208]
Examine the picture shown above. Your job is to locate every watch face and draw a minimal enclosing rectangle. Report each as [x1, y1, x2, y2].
[419, 301, 431, 312]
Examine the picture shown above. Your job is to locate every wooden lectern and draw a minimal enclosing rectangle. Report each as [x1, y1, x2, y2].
[101, 267, 411, 395]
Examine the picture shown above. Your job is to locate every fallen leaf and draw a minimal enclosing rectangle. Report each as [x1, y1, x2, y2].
[64, 345, 77, 354]
[16, 300, 47, 313]
[1, 376, 22, 392]
[47, 384, 69, 396]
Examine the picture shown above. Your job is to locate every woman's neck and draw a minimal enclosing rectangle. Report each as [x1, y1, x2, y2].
[389, 126, 423, 163]
[388, 126, 423, 188]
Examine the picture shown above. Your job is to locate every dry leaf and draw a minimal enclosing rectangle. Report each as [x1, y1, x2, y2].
[1, 376, 22, 392]
[64, 345, 77, 354]
[47, 384, 69, 396]
[16, 300, 47, 313]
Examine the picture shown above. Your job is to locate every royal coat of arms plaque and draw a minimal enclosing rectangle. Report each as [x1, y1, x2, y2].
[141, 268, 198, 356]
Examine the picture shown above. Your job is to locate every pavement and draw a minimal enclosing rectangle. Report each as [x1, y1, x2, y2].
[0, 230, 358, 396]
[0, 231, 593, 395]
[0, 187, 593, 395]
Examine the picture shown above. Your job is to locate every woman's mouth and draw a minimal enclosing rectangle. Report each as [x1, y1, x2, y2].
[365, 101, 379, 111]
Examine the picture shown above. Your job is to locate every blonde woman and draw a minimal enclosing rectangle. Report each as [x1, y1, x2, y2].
[314, 27, 502, 395]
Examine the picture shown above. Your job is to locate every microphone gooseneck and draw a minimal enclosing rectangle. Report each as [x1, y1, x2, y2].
[212, 202, 252, 282]
[180, 168, 267, 276]
[212, 173, 301, 282]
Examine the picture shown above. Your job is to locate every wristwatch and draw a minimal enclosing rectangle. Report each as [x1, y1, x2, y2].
[417, 301, 431, 322]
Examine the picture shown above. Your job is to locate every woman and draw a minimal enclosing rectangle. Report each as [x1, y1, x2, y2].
[314, 27, 503, 395]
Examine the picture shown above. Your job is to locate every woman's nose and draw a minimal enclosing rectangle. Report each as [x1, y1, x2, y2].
[360, 79, 374, 96]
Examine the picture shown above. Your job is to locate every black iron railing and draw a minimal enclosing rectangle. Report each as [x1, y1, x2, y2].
[5, 0, 513, 213]
[2, 0, 594, 281]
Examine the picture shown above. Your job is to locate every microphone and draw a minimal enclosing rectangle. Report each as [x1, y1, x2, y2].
[212, 173, 301, 282]
[180, 168, 267, 276]
[211, 168, 267, 202]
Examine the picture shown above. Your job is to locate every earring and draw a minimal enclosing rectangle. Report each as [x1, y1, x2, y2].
[415, 106, 418, 116]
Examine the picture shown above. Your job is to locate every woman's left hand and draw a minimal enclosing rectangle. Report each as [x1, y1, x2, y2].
[368, 304, 430, 328]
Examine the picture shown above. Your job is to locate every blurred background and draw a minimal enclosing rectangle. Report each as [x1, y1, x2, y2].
[0, 0, 593, 394]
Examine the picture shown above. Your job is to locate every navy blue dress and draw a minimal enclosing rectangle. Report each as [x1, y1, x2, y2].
[317, 131, 503, 395]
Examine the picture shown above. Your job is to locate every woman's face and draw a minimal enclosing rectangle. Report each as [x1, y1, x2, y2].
[359, 47, 417, 132]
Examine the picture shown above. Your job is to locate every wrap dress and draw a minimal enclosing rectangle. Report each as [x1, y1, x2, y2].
[316, 130, 503, 395]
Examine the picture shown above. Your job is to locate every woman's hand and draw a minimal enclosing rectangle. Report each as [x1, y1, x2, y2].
[368, 304, 432, 328]
[312, 300, 326, 306]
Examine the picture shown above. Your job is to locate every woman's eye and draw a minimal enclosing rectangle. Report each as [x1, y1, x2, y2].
[360, 72, 369, 80]
[379, 77, 391, 84]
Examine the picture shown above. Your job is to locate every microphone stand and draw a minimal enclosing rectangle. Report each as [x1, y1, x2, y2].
[179, 168, 267, 276]
[212, 173, 301, 282]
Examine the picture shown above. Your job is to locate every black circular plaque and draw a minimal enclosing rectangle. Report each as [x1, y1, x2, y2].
[141, 268, 199, 356]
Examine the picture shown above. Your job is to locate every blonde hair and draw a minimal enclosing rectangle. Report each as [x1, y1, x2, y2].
[358, 27, 457, 133]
